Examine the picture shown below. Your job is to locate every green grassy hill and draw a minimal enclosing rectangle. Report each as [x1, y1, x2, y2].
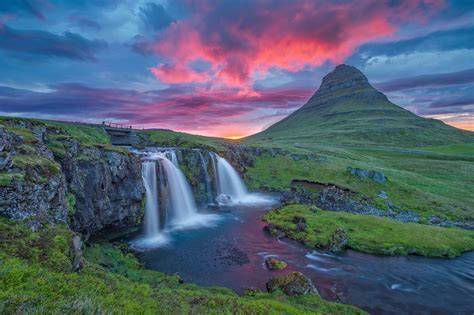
[244, 65, 474, 223]
[247, 64, 473, 148]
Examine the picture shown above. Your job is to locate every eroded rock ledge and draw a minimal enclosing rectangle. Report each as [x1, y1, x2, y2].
[0, 120, 144, 237]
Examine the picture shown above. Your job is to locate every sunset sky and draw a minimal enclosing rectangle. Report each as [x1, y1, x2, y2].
[0, 0, 473, 138]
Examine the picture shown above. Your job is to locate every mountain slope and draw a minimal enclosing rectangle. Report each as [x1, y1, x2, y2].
[247, 64, 473, 148]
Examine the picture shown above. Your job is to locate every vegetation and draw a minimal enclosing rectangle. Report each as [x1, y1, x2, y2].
[264, 205, 474, 258]
[245, 142, 474, 222]
[141, 129, 226, 151]
[0, 218, 364, 314]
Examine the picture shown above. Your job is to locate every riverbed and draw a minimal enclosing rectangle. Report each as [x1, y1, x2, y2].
[132, 201, 474, 314]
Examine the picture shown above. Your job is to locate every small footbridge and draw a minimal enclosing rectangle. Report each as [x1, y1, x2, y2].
[102, 122, 139, 146]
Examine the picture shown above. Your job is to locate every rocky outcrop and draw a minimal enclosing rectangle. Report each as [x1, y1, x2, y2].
[266, 272, 318, 296]
[0, 126, 68, 231]
[58, 142, 144, 237]
[0, 119, 145, 237]
[288, 179, 421, 224]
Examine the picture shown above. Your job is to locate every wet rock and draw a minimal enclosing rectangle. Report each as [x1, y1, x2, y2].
[216, 193, 232, 205]
[327, 228, 348, 253]
[265, 257, 288, 270]
[266, 272, 318, 296]
[263, 223, 285, 238]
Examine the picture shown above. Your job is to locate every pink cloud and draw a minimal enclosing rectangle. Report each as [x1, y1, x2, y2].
[149, 0, 445, 88]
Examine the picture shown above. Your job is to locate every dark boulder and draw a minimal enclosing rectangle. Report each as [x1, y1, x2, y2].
[266, 272, 318, 296]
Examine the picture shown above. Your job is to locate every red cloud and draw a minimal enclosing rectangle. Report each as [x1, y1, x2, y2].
[149, 0, 444, 88]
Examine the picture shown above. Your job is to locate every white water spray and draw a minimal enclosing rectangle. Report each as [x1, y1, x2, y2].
[142, 161, 160, 237]
[159, 156, 199, 225]
[215, 154, 248, 200]
[211, 152, 274, 205]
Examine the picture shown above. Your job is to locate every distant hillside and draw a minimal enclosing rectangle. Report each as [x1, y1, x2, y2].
[247, 64, 473, 148]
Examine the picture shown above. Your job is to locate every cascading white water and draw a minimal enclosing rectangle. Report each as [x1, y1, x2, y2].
[141, 161, 160, 238]
[214, 154, 248, 201]
[159, 155, 199, 225]
[165, 150, 179, 167]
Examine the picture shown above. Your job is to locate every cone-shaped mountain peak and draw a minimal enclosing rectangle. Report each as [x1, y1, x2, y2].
[247, 64, 473, 147]
[318, 64, 371, 93]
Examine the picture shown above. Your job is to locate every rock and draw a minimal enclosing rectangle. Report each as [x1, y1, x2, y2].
[216, 193, 232, 205]
[263, 224, 285, 238]
[244, 287, 262, 296]
[70, 234, 84, 272]
[292, 215, 306, 224]
[327, 228, 348, 252]
[62, 145, 145, 237]
[296, 222, 307, 232]
[265, 257, 288, 270]
[0, 152, 12, 170]
[309, 205, 319, 212]
[347, 167, 387, 184]
[378, 190, 388, 199]
[266, 272, 318, 296]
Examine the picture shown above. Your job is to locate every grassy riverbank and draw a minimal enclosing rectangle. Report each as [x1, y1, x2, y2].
[263, 205, 474, 258]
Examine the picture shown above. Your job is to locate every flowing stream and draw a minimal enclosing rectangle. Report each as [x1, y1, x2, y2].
[132, 148, 474, 313]
[133, 203, 474, 314]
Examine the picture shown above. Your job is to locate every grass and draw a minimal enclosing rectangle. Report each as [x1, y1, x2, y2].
[142, 129, 226, 151]
[0, 173, 24, 187]
[245, 142, 474, 222]
[0, 218, 365, 314]
[12, 155, 61, 178]
[264, 205, 474, 258]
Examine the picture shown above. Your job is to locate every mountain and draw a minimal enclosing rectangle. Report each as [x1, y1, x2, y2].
[247, 64, 473, 147]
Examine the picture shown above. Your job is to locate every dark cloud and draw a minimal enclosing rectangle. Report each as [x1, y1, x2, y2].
[139, 2, 174, 31]
[348, 27, 474, 65]
[69, 15, 101, 31]
[0, 0, 44, 20]
[0, 25, 107, 61]
[375, 68, 474, 92]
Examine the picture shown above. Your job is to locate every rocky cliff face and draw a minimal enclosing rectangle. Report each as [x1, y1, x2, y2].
[0, 119, 145, 237]
[59, 143, 144, 237]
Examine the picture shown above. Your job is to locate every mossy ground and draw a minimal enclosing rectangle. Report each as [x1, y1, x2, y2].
[264, 205, 474, 258]
[245, 142, 474, 222]
[0, 218, 364, 314]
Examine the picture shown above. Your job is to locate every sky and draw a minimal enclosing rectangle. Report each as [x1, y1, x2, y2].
[0, 0, 473, 138]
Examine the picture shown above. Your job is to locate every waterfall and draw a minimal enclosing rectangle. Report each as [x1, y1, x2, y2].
[198, 151, 213, 203]
[210, 152, 219, 195]
[165, 150, 179, 167]
[213, 153, 248, 202]
[159, 156, 199, 225]
[142, 161, 160, 238]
